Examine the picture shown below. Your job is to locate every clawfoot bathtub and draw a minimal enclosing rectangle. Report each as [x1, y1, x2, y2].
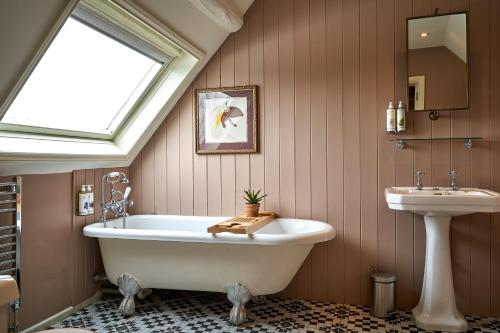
[83, 215, 335, 324]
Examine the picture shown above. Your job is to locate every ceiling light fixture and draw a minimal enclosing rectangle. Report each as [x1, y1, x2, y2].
[420, 32, 429, 37]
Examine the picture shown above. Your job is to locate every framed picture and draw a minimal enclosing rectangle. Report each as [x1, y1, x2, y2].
[194, 85, 257, 154]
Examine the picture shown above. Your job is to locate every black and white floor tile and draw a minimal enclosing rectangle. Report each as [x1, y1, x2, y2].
[52, 290, 500, 333]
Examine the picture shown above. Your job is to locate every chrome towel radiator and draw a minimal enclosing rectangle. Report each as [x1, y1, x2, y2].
[0, 176, 21, 333]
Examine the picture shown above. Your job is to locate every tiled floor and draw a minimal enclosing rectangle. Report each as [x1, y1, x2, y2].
[52, 290, 500, 333]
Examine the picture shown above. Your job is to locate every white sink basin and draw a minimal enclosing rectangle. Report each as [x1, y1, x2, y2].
[385, 187, 500, 216]
[385, 186, 500, 332]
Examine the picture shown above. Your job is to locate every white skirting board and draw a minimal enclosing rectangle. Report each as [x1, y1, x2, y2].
[20, 291, 102, 333]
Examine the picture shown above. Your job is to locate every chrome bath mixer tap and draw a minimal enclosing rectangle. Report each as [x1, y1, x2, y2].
[100, 172, 133, 228]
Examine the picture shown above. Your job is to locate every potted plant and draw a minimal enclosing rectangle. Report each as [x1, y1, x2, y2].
[243, 189, 267, 217]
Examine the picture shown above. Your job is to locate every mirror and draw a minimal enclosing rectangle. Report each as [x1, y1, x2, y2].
[407, 12, 468, 111]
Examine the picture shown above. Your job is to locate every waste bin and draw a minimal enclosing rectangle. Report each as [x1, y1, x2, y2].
[370, 271, 396, 318]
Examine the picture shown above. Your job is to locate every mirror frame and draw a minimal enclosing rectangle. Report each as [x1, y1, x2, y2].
[406, 11, 470, 112]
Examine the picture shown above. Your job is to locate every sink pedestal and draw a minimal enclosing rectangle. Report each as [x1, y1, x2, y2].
[413, 215, 467, 332]
[385, 186, 500, 332]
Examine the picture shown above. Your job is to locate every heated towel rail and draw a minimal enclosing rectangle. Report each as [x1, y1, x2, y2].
[0, 177, 21, 333]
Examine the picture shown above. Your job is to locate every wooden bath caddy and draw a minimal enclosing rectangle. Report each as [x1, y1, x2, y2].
[207, 211, 276, 234]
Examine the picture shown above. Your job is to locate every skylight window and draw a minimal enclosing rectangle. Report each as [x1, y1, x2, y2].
[0, 0, 178, 137]
[0, 0, 201, 166]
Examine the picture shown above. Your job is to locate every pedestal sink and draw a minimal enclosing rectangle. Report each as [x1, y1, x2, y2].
[385, 187, 500, 332]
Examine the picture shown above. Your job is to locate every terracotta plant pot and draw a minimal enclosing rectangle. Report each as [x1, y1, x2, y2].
[245, 203, 260, 217]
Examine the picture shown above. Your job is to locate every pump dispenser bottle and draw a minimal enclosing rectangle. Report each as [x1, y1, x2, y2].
[396, 101, 406, 132]
[78, 185, 88, 216]
[86, 185, 94, 215]
[386, 102, 396, 133]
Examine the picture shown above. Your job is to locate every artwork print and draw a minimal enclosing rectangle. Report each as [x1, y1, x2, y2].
[195, 86, 257, 154]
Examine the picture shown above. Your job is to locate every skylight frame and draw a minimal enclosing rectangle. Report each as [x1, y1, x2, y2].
[0, 0, 184, 140]
[0, 0, 203, 174]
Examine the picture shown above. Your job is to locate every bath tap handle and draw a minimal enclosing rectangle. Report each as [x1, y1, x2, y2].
[124, 187, 132, 199]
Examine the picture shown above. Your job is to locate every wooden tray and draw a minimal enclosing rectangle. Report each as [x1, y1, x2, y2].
[207, 211, 276, 234]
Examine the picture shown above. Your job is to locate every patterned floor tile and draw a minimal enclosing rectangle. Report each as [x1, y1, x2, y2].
[51, 290, 499, 333]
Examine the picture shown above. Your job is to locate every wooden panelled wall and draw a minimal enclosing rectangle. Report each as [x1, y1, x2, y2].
[72, 167, 129, 305]
[0, 169, 127, 330]
[0, 173, 72, 329]
[129, 0, 500, 317]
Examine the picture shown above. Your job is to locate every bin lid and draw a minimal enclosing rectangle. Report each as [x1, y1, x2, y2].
[370, 271, 396, 283]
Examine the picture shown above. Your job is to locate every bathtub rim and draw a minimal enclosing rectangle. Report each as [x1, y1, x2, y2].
[83, 214, 336, 245]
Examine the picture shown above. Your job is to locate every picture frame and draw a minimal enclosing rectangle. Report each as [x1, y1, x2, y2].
[194, 85, 257, 154]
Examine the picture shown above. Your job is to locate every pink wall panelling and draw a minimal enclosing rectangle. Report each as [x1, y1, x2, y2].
[129, 0, 500, 317]
[0, 167, 128, 329]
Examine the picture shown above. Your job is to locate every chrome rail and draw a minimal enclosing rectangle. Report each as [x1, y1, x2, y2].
[0, 251, 16, 259]
[0, 267, 16, 275]
[0, 259, 16, 267]
[0, 233, 16, 241]
[0, 225, 15, 232]
[0, 199, 16, 205]
[0, 242, 15, 250]
[0, 176, 21, 333]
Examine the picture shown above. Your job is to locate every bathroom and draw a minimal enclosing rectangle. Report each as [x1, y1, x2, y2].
[0, 0, 499, 332]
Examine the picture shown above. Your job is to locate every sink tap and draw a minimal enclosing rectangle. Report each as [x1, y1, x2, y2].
[416, 171, 424, 190]
[448, 170, 458, 191]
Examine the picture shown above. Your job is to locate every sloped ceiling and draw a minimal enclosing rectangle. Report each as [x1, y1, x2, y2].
[408, 13, 467, 62]
[0, 0, 253, 176]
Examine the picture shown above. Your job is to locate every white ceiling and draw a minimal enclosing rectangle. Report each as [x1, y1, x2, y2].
[408, 13, 467, 62]
[133, 0, 253, 54]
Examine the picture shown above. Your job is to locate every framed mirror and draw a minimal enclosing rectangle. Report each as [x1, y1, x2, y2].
[407, 12, 469, 112]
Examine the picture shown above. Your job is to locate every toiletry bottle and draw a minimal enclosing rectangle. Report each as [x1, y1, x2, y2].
[397, 101, 406, 132]
[386, 101, 396, 133]
[86, 185, 94, 215]
[78, 185, 88, 216]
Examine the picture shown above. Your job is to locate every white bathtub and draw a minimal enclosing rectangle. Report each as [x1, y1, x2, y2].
[84, 215, 335, 297]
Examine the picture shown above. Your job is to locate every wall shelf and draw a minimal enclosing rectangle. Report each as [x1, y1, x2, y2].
[391, 137, 482, 150]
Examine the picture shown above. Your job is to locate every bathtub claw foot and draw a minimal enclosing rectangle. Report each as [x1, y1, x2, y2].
[225, 283, 251, 326]
[117, 273, 141, 316]
[137, 288, 152, 300]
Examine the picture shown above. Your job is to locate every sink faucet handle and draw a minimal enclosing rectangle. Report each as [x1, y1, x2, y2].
[448, 170, 458, 191]
[416, 171, 424, 190]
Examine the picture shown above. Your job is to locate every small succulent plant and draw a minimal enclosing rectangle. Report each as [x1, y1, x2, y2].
[243, 189, 267, 204]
